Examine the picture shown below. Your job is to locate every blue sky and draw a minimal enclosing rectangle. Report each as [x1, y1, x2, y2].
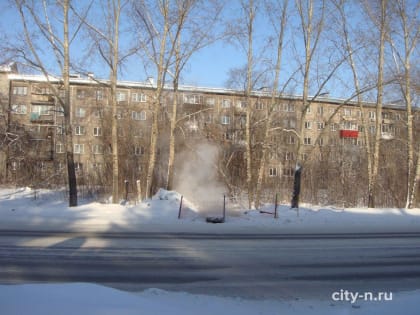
[1, 0, 417, 103]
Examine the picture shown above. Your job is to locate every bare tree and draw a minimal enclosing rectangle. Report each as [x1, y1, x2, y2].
[387, 0, 420, 208]
[132, 0, 171, 199]
[72, 0, 136, 203]
[14, 0, 79, 206]
[165, 0, 223, 191]
[254, 0, 289, 209]
[291, 0, 326, 208]
[362, 0, 388, 208]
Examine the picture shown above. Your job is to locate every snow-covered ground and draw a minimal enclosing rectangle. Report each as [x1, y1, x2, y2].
[0, 283, 419, 315]
[1, 186, 420, 314]
[0, 186, 419, 234]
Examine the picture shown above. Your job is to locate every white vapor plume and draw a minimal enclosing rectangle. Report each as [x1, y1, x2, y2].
[174, 142, 226, 216]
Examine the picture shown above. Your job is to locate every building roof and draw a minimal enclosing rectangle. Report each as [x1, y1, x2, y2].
[6, 73, 407, 110]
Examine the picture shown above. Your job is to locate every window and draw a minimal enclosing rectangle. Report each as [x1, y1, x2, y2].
[344, 108, 352, 116]
[301, 153, 308, 161]
[304, 137, 312, 145]
[75, 126, 85, 135]
[93, 144, 103, 154]
[132, 111, 146, 121]
[31, 105, 51, 115]
[116, 91, 126, 102]
[382, 124, 393, 134]
[269, 167, 278, 177]
[317, 122, 325, 130]
[96, 90, 103, 100]
[75, 107, 86, 118]
[93, 127, 102, 136]
[77, 89, 85, 99]
[343, 121, 357, 130]
[287, 135, 295, 144]
[74, 162, 83, 172]
[221, 115, 231, 125]
[37, 87, 51, 95]
[117, 110, 123, 119]
[285, 118, 296, 129]
[317, 106, 324, 115]
[57, 106, 64, 116]
[11, 104, 27, 114]
[223, 132, 233, 140]
[330, 123, 337, 131]
[134, 129, 144, 138]
[306, 105, 311, 113]
[57, 126, 64, 135]
[206, 97, 215, 106]
[206, 114, 213, 123]
[93, 109, 103, 119]
[329, 138, 338, 146]
[317, 137, 324, 146]
[74, 144, 84, 154]
[134, 146, 145, 155]
[369, 125, 376, 134]
[285, 152, 294, 160]
[222, 99, 231, 108]
[237, 100, 247, 109]
[255, 102, 264, 110]
[184, 94, 200, 104]
[91, 162, 102, 170]
[284, 103, 295, 112]
[369, 111, 376, 120]
[56, 143, 64, 153]
[12, 86, 28, 95]
[305, 121, 312, 129]
[132, 92, 147, 102]
[283, 167, 294, 177]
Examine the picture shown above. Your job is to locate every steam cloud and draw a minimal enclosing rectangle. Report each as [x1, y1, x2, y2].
[174, 142, 227, 216]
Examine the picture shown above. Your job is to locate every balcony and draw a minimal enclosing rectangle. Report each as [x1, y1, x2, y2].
[31, 94, 55, 104]
[30, 113, 54, 124]
[340, 130, 359, 138]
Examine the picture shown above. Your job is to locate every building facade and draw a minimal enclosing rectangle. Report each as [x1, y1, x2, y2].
[0, 66, 417, 207]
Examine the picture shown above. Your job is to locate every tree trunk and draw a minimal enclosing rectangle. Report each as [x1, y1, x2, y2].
[63, 0, 77, 207]
[167, 83, 178, 191]
[111, 0, 121, 203]
[146, 110, 158, 199]
[255, 0, 288, 209]
[245, 0, 255, 209]
[368, 0, 387, 208]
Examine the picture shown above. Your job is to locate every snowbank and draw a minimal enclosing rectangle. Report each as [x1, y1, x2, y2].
[0, 283, 419, 315]
[0, 187, 420, 234]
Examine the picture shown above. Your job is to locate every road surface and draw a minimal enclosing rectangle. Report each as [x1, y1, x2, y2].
[1, 230, 420, 300]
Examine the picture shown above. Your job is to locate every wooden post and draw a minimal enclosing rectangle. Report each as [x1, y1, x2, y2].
[124, 180, 129, 202]
[136, 180, 141, 203]
[223, 195, 226, 222]
[178, 195, 183, 219]
[274, 193, 278, 219]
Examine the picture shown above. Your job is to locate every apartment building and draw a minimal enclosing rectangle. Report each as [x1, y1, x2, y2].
[0, 65, 416, 206]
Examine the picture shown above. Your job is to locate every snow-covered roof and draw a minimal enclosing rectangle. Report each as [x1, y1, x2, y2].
[6, 73, 406, 110]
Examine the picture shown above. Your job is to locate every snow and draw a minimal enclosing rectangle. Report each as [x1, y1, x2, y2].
[0, 186, 419, 234]
[0, 283, 419, 315]
[1, 187, 420, 314]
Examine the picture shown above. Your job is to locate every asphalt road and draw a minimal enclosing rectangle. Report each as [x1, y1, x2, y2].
[1, 230, 420, 300]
